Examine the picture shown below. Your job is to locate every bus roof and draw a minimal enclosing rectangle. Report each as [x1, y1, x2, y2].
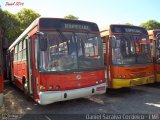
[100, 24, 147, 36]
[100, 24, 142, 31]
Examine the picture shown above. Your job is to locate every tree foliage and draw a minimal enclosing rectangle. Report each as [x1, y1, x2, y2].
[64, 14, 79, 20]
[0, 8, 40, 45]
[140, 20, 160, 30]
[16, 8, 40, 31]
[0, 9, 19, 45]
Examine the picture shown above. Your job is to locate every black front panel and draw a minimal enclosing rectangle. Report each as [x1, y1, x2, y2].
[111, 25, 148, 35]
[154, 31, 160, 36]
[39, 18, 99, 32]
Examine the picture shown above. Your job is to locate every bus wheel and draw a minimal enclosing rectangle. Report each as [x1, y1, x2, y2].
[23, 79, 29, 99]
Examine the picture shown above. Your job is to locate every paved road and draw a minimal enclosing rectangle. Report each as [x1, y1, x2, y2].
[1, 83, 160, 119]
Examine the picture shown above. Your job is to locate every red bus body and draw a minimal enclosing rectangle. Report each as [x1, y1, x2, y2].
[101, 25, 155, 89]
[9, 18, 106, 105]
[148, 29, 160, 82]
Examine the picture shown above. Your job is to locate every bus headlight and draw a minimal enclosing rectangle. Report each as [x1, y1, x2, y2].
[48, 85, 53, 90]
[56, 85, 60, 90]
[40, 85, 45, 91]
[96, 81, 99, 84]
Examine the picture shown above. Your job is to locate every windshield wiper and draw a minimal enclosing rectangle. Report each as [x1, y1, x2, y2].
[56, 29, 67, 42]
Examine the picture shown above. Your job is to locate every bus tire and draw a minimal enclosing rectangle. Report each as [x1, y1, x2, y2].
[22, 78, 29, 100]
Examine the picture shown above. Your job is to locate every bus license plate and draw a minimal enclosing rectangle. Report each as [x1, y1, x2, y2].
[96, 86, 106, 91]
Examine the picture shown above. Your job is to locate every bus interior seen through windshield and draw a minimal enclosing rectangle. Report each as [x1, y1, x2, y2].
[111, 34, 151, 65]
[39, 31, 104, 72]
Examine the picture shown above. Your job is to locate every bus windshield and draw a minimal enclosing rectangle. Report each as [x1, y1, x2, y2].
[156, 34, 160, 63]
[39, 31, 103, 72]
[112, 34, 152, 65]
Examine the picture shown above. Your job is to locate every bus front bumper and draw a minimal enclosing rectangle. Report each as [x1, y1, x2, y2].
[156, 74, 160, 82]
[112, 75, 155, 89]
[38, 83, 106, 105]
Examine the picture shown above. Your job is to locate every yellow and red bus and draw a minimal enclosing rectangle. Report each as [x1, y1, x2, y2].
[8, 17, 106, 105]
[0, 28, 4, 106]
[148, 29, 160, 82]
[101, 24, 154, 89]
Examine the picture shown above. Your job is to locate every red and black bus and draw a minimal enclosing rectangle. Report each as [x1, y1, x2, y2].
[8, 17, 106, 105]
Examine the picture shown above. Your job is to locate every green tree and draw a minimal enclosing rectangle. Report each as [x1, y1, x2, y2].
[64, 14, 79, 20]
[140, 20, 160, 30]
[0, 9, 20, 45]
[0, 8, 40, 45]
[16, 8, 40, 31]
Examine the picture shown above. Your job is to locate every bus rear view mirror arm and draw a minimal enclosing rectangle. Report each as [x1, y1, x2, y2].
[36, 31, 47, 51]
[36, 31, 44, 35]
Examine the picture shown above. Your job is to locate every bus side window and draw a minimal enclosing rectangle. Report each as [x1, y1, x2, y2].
[34, 37, 38, 69]
[156, 39, 160, 63]
[14, 45, 18, 62]
[22, 39, 27, 60]
[18, 41, 22, 61]
[101, 37, 106, 65]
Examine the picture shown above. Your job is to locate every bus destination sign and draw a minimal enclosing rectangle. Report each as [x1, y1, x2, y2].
[64, 23, 89, 30]
[111, 25, 147, 34]
[124, 28, 142, 33]
[39, 18, 99, 32]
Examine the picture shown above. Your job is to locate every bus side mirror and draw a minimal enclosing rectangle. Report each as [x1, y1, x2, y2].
[37, 31, 47, 51]
[40, 38, 47, 51]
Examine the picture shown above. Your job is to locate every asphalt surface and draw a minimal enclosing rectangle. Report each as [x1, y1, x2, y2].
[1, 82, 160, 120]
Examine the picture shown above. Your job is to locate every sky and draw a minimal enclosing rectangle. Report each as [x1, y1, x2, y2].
[0, 0, 160, 28]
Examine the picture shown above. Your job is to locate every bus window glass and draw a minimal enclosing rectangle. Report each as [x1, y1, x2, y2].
[75, 33, 103, 69]
[14, 45, 18, 61]
[112, 35, 151, 65]
[156, 38, 160, 63]
[39, 32, 77, 71]
[18, 41, 22, 61]
[22, 40, 26, 60]
[19, 41, 22, 51]
[34, 38, 38, 69]
[39, 31, 103, 72]
[101, 37, 106, 65]
[101, 37, 106, 53]
[23, 39, 26, 49]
